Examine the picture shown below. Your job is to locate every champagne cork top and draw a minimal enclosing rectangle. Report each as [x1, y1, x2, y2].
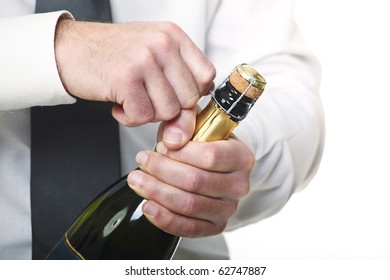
[229, 64, 266, 99]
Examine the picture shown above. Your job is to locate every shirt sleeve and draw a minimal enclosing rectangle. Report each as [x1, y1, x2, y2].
[206, 0, 325, 230]
[0, 11, 76, 111]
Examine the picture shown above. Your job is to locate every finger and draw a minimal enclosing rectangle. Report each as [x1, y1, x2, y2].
[135, 150, 249, 199]
[174, 32, 216, 95]
[143, 60, 181, 121]
[149, 25, 200, 109]
[157, 108, 197, 150]
[127, 170, 237, 223]
[156, 22, 216, 102]
[111, 82, 154, 127]
[156, 136, 255, 172]
[141, 200, 227, 238]
[160, 54, 201, 109]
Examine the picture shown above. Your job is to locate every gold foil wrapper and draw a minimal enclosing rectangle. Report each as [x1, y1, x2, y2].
[192, 100, 238, 142]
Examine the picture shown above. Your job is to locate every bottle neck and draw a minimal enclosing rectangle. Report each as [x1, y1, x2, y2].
[212, 80, 256, 122]
[192, 100, 237, 142]
[192, 80, 257, 142]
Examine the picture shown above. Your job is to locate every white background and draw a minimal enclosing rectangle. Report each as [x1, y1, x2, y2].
[225, 0, 390, 259]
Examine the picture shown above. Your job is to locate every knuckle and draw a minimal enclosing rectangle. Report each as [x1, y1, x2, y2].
[203, 145, 218, 169]
[159, 103, 180, 121]
[212, 221, 227, 235]
[125, 109, 154, 126]
[245, 150, 256, 170]
[143, 112, 156, 123]
[237, 181, 250, 198]
[181, 220, 197, 238]
[122, 115, 140, 127]
[147, 184, 160, 201]
[185, 169, 202, 193]
[134, 101, 155, 124]
[182, 194, 199, 216]
[219, 200, 238, 221]
[144, 152, 161, 174]
[180, 93, 198, 109]
[153, 32, 175, 55]
[161, 21, 182, 34]
[140, 48, 156, 66]
[205, 63, 217, 81]
[225, 200, 239, 218]
[178, 73, 201, 109]
[229, 174, 250, 199]
[197, 63, 216, 93]
[139, 111, 155, 124]
[160, 212, 175, 232]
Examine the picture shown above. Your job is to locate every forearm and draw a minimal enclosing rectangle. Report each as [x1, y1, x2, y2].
[0, 12, 76, 111]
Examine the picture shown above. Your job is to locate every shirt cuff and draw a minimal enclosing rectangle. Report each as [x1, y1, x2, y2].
[0, 11, 76, 111]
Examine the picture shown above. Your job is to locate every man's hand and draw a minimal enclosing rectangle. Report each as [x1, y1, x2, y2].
[54, 19, 215, 126]
[127, 110, 255, 237]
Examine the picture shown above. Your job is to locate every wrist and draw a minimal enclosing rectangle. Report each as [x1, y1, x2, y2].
[54, 17, 76, 95]
[54, 18, 114, 101]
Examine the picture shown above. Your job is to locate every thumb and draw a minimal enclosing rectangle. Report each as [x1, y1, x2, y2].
[157, 107, 198, 150]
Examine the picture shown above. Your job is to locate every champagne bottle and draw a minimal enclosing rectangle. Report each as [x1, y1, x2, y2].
[46, 64, 266, 260]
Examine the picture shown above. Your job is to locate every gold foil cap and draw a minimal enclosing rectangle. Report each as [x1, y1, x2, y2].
[229, 64, 266, 100]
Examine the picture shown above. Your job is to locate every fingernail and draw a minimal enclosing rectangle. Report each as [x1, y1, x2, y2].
[164, 126, 183, 145]
[156, 142, 168, 155]
[135, 151, 148, 166]
[143, 202, 158, 217]
[127, 171, 142, 186]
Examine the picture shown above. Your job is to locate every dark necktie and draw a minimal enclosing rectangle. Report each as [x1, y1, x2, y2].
[31, 0, 120, 259]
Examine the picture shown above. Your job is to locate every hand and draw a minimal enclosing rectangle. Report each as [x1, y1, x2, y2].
[54, 19, 215, 126]
[127, 110, 255, 237]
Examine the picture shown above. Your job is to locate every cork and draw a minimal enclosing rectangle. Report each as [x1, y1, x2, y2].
[229, 64, 266, 100]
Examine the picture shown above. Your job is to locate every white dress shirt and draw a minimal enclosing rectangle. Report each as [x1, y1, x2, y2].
[0, 0, 325, 259]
